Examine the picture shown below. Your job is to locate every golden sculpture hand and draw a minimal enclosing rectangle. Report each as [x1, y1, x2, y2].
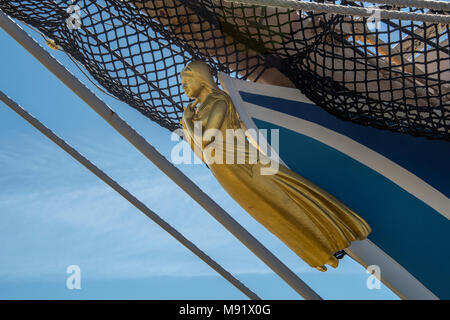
[179, 61, 371, 271]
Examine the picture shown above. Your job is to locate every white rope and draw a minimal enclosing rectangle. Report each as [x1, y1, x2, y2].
[226, 0, 450, 24]
[0, 89, 261, 301]
[347, 0, 450, 11]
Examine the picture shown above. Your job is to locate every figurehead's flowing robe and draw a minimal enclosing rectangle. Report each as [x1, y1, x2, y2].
[181, 90, 371, 270]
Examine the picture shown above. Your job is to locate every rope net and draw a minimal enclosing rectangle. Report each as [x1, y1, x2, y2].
[1, 0, 449, 139]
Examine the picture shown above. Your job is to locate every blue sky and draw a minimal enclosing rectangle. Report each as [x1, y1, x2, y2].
[0, 21, 398, 300]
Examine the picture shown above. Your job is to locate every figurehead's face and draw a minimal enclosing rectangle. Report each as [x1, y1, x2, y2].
[181, 61, 217, 99]
[181, 74, 204, 99]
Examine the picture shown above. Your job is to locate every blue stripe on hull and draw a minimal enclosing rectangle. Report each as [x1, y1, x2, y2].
[240, 91, 450, 198]
[253, 118, 450, 299]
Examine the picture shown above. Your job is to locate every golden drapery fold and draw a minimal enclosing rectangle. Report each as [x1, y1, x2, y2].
[181, 88, 371, 271]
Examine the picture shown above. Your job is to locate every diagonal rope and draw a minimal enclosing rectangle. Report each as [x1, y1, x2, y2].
[0, 89, 261, 300]
[227, 0, 450, 24]
[381, 18, 450, 55]
[346, 0, 450, 11]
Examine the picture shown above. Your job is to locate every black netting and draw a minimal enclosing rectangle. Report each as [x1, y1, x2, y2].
[1, 0, 449, 139]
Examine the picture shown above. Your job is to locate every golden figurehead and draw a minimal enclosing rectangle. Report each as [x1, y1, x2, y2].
[180, 61, 371, 271]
